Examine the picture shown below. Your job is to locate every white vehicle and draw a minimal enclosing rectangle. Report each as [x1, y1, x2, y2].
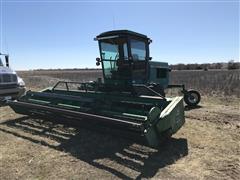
[0, 53, 26, 104]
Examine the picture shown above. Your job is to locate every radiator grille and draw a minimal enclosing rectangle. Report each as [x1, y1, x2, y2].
[0, 74, 18, 83]
[0, 84, 18, 89]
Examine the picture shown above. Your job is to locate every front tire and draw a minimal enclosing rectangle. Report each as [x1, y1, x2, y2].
[184, 90, 201, 107]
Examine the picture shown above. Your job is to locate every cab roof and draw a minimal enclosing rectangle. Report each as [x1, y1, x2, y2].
[95, 30, 150, 41]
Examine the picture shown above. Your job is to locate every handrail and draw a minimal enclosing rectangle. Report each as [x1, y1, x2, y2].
[52, 81, 166, 99]
[52, 81, 93, 92]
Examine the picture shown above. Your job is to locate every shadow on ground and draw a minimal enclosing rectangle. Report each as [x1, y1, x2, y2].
[0, 116, 188, 179]
[184, 105, 202, 111]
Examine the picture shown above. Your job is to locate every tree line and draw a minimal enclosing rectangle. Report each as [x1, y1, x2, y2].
[170, 60, 239, 70]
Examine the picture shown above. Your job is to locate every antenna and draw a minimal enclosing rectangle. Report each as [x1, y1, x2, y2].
[112, 14, 116, 29]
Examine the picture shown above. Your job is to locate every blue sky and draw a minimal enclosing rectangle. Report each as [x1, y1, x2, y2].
[0, 0, 239, 70]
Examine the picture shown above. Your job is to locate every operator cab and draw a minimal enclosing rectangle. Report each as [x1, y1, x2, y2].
[95, 30, 152, 88]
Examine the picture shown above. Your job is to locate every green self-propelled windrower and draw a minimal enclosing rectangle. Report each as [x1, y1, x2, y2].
[8, 30, 194, 147]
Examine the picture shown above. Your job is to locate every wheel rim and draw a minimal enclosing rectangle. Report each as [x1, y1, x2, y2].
[187, 93, 199, 104]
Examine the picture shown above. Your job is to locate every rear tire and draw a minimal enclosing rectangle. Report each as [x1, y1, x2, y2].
[184, 90, 201, 107]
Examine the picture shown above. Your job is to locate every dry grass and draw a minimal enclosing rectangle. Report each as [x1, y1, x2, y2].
[169, 70, 240, 97]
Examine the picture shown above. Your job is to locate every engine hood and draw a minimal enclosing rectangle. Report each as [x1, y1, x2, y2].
[0, 66, 16, 74]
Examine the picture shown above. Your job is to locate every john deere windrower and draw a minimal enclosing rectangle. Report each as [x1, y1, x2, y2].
[8, 30, 200, 147]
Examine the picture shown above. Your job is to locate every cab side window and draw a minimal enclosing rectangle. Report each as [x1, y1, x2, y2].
[130, 40, 146, 61]
[157, 68, 168, 78]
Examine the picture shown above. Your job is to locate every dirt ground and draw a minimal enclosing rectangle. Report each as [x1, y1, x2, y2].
[0, 96, 239, 180]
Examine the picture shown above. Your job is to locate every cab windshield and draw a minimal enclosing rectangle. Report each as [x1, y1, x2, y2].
[100, 41, 119, 79]
[101, 42, 119, 61]
[100, 38, 128, 79]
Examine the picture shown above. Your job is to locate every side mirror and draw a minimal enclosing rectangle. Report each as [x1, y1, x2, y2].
[148, 39, 152, 44]
[96, 57, 101, 66]
[149, 57, 152, 61]
[5, 55, 9, 67]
